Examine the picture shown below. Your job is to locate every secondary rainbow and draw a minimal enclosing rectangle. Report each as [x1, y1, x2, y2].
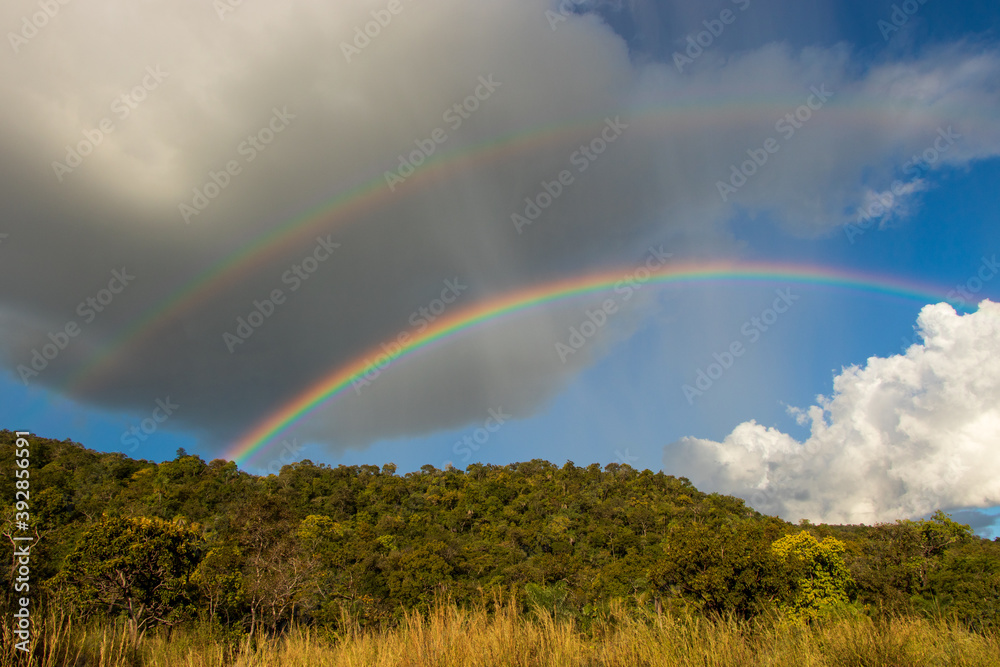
[227, 260, 964, 465]
[64, 113, 629, 392]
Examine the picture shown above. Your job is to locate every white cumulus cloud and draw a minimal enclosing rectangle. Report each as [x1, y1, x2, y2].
[664, 299, 1000, 524]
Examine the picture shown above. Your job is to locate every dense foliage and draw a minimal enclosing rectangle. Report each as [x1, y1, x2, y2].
[2, 430, 998, 635]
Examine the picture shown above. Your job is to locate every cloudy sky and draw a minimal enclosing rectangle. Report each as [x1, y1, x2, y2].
[2, 0, 999, 535]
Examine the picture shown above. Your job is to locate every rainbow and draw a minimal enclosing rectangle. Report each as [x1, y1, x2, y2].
[63, 113, 627, 392]
[63, 93, 995, 394]
[226, 260, 964, 465]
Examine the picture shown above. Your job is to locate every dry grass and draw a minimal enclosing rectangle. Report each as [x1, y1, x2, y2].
[4, 602, 998, 667]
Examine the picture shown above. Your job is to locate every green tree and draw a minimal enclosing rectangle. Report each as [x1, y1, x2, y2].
[917, 539, 1000, 631]
[650, 519, 789, 619]
[50, 515, 203, 632]
[192, 545, 245, 624]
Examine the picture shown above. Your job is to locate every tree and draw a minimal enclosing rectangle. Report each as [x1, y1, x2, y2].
[771, 531, 854, 620]
[650, 519, 789, 619]
[50, 515, 203, 633]
[192, 545, 245, 624]
[916, 536, 1000, 631]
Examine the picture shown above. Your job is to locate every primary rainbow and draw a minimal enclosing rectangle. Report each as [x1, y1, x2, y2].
[226, 260, 963, 465]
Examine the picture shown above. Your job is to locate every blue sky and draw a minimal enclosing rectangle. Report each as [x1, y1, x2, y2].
[1, 0, 999, 536]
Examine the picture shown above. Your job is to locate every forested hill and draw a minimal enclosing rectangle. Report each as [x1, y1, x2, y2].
[2, 430, 998, 633]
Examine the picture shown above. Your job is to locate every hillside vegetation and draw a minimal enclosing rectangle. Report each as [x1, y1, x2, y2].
[2, 430, 999, 665]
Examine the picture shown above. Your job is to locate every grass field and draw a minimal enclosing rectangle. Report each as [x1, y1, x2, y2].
[4, 601, 999, 667]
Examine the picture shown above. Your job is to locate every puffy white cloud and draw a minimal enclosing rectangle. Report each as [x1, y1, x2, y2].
[664, 300, 1000, 524]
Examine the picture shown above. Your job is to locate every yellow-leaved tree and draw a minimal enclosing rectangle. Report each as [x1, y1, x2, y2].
[771, 530, 854, 620]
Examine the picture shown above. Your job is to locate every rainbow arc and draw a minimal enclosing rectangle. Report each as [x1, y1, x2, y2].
[225, 260, 964, 465]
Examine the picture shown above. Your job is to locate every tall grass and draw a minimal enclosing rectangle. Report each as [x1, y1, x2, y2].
[4, 602, 998, 667]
